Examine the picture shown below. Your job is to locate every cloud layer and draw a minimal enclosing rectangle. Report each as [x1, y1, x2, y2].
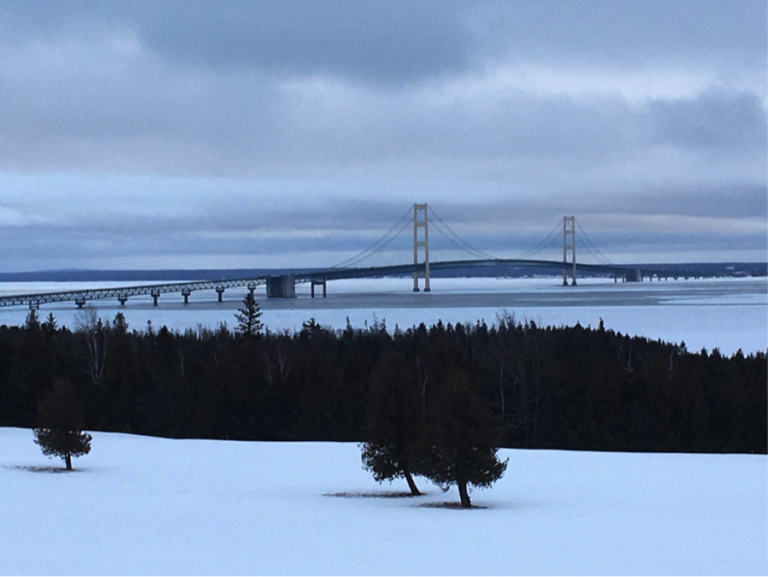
[0, 0, 765, 271]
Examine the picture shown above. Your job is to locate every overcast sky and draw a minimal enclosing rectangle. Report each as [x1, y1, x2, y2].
[0, 0, 765, 272]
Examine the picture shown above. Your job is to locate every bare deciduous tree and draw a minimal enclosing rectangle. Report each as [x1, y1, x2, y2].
[76, 306, 107, 388]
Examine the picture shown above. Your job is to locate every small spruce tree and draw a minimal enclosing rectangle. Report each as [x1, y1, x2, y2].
[41, 312, 58, 334]
[360, 352, 424, 495]
[33, 377, 92, 471]
[234, 293, 263, 338]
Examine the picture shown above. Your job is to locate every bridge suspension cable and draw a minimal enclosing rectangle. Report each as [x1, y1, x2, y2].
[327, 204, 615, 272]
[429, 218, 488, 260]
[328, 206, 413, 269]
[514, 219, 563, 260]
[427, 206, 500, 261]
[574, 218, 614, 265]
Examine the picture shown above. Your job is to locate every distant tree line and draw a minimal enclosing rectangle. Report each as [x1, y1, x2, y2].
[0, 305, 765, 456]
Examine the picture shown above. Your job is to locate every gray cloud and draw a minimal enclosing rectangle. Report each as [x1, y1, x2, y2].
[2, 65, 761, 183]
[0, 0, 474, 85]
[474, 0, 767, 72]
[649, 90, 767, 151]
[5, 1, 764, 79]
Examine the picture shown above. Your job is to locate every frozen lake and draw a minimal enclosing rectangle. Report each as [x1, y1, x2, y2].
[0, 276, 766, 355]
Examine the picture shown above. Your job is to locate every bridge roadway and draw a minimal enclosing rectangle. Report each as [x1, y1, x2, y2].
[0, 258, 721, 310]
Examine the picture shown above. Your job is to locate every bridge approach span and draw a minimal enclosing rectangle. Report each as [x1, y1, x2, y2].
[0, 278, 266, 309]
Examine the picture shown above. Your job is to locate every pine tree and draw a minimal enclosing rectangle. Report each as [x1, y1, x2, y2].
[234, 293, 263, 338]
[360, 352, 424, 495]
[418, 368, 507, 507]
[33, 377, 92, 470]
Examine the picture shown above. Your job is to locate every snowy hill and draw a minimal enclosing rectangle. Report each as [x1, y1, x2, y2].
[1, 428, 765, 575]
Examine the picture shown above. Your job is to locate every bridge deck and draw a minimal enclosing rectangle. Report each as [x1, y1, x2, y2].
[0, 259, 723, 309]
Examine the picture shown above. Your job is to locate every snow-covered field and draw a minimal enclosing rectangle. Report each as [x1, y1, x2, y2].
[1, 428, 766, 576]
[1, 276, 766, 355]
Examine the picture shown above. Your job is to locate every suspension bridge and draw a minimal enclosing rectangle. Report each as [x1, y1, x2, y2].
[0, 204, 727, 310]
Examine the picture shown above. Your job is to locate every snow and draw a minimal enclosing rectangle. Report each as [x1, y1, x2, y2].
[1, 428, 765, 575]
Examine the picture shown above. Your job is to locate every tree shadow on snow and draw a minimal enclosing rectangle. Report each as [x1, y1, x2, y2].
[416, 501, 488, 510]
[3, 465, 83, 474]
[325, 490, 424, 499]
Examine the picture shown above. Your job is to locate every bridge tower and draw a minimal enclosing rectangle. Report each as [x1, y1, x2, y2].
[562, 215, 576, 286]
[413, 203, 431, 292]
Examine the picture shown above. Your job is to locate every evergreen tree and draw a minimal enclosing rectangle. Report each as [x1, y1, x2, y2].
[24, 308, 40, 330]
[360, 352, 424, 495]
[0, 312, 762, 455]
[418, 368, 507, 507]
[99, 312, 138, 432]
[33, 377, 92, 470]
[41, 312, 58, 334]
[9, 309, 54, 427]
[234, 293, 263, 338]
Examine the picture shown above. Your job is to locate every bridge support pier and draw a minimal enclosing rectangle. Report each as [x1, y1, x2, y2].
[29, 301, 40, 310]
[247, 282, 257, 297]
[182, 288, 191, 304]
[75, 297, 86, 308]
[267, 275, 296, 298]
[118, 295, 128, 306]
[151, 289, 160, 306]
[413, 203, 431, 292]
[311, 279, 327, 298]
[624, 269, 643, 282]
[216, 286, 225, 302]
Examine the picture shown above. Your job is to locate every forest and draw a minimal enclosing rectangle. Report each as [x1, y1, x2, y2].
[0, 302, 765, 455]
